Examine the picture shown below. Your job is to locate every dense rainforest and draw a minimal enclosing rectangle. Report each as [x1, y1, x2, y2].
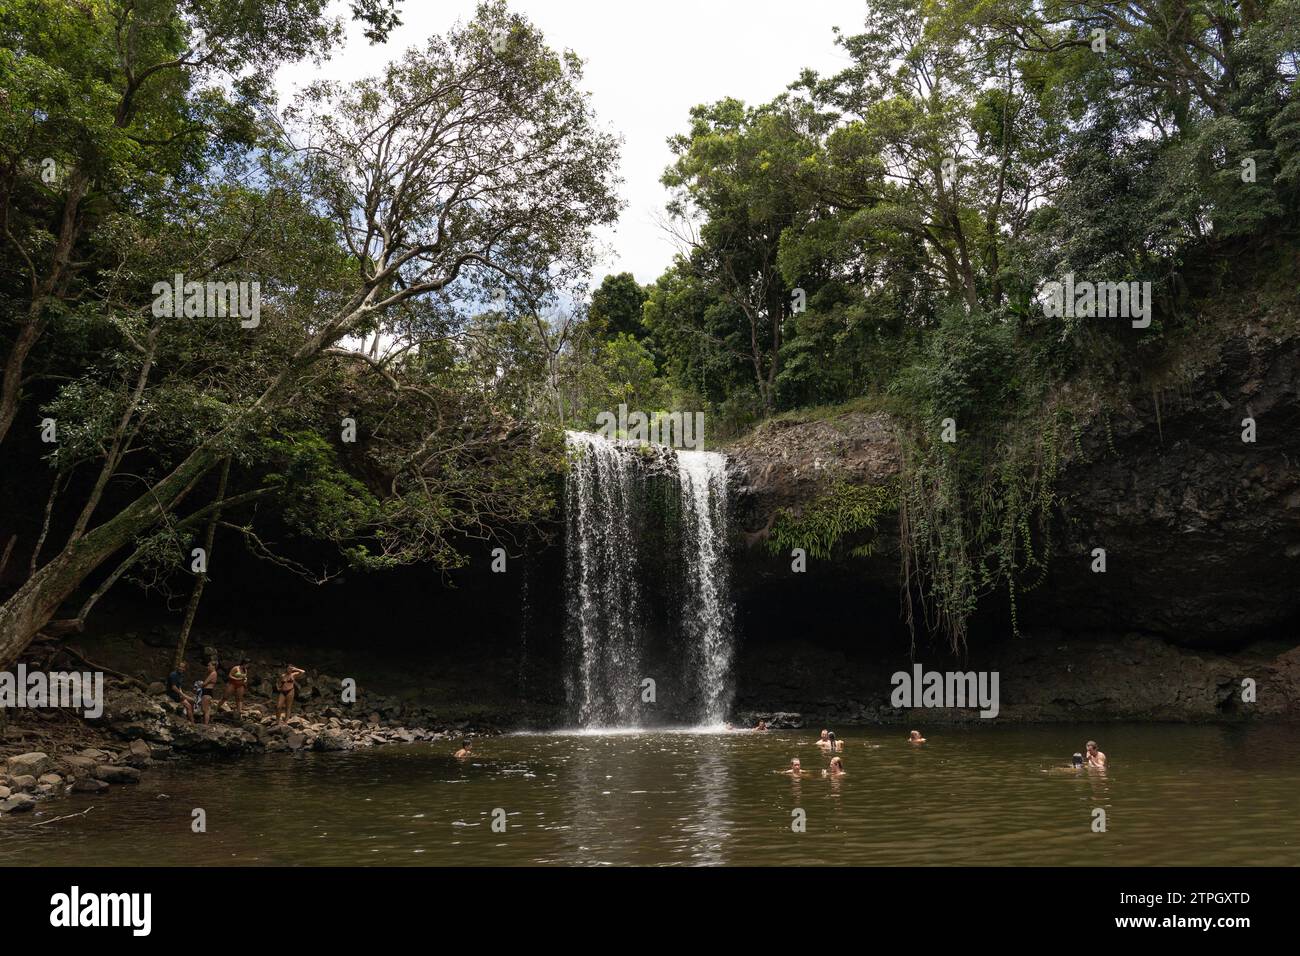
[1, 0, 1298, 693]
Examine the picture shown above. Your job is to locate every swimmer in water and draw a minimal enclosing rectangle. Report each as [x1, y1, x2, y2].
[782, 758, 810, 777]
[1085, 740, 1106, 768]
[908, 730, 926, 744]
[816, 729, 831, 748]
[824, 756, 846, 777]
[1045, 753, 1085, 774]
[827, 732, 844, 752]
[454, 740, 473, 758]
[753, 719, 769, 732]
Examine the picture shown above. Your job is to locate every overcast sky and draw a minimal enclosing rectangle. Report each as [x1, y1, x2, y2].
[276, 1, 863, 288]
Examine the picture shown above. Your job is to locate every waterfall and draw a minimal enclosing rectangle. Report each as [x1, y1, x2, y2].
[676, 449, 735, 724]
[563, 430, 735, 728]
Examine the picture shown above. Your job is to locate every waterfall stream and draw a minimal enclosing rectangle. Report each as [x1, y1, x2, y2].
[563, 430, 735, 728]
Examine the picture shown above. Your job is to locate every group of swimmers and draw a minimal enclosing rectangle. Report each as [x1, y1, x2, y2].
[769, 726, 1107, 779]
[164, 659, 307, 724]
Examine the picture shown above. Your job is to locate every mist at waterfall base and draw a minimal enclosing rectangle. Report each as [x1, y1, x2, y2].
[562, 430, 735, 731]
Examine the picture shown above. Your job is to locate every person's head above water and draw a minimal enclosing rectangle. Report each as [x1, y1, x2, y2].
[1072, 752, 1084, 768]
[462, 740, 471, 750]
[829, 756, 844, 774]
[820, 729, 829, 740]
[1086, 740, 1098, 752]
[909, 730, 923, 741]
[790, 758, 801, 771]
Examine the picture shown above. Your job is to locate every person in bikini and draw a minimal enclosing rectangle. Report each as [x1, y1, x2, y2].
[276, 663, 306, 721]
[199, 660, 220, 725]
[223, 659, 250, 718]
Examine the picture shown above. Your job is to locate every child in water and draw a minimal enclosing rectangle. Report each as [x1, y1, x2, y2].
[454, 740, 473, 758]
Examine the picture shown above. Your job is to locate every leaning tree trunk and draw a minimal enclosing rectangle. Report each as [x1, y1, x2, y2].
[0, 445, 216, 667]
[173, 457, 231, 668]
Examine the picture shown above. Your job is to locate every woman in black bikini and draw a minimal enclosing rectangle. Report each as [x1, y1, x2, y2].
[276, 663, 306, 721]
[200, 660, 219, 725]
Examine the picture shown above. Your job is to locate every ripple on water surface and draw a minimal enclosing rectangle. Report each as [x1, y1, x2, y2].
[2, 724, 1297, 866]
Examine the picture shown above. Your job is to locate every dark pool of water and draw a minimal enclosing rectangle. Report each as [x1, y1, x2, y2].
[2, 723, 1297, 866]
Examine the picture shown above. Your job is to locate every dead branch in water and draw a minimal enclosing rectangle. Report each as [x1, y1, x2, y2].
[30, 806, 95, 828]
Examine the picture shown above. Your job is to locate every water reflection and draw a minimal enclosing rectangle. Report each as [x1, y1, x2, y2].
[1, 724, 1296, 866]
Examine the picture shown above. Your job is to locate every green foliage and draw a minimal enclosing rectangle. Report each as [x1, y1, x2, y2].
[640, 0, 1298, 646]
[589, 273, 651, 342]
[768, 479, 896, 561]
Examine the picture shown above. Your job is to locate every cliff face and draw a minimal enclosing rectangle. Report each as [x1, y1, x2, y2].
[722, 299, 1300, 720]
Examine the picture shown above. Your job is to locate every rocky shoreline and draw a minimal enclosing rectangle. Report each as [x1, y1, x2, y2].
[0, 666, 485, 819]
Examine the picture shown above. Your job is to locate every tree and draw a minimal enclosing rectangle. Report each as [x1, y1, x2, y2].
[0, 0, 390, 451]
[0, 0, 620, 665]
[588, 272, 649, 340]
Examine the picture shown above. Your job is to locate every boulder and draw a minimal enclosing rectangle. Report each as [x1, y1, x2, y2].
[71, 777, 109, 794]
[0, 793, 36, 814]
[94, 764, 141, 784]
[0, 786, 9, 799]
[6, 752, 52, 777]
[37, 773, 62, 786]
[58, 755, 98, 776]
[9, 775, 37, 792]
[286, 732, 307, 751]
[312, 729, 352, 752]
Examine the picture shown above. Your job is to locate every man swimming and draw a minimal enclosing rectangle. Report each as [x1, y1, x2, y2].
[1085, 740, 1107, 768]
[782, 758, 810, 777]
[824, 756, 846, 777]
[454, 740, 473, 758]
[816, 729, 831, 748]
[753, 719, 768, 732]
[908, 730, 926, 744]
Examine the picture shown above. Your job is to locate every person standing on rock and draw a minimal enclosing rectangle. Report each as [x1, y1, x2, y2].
[223, 659, 250, 718]
[276, 663, 306, 721]
[200, 660, 220, 725]
[166, 662, 196, 722]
